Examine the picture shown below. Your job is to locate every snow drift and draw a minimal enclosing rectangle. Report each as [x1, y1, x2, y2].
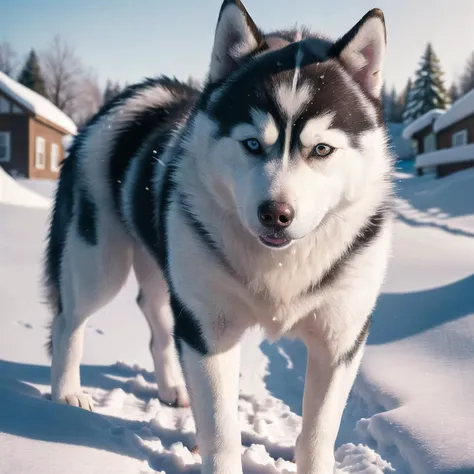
[356, 168, 474, 473]
[0, 167, 51, 208]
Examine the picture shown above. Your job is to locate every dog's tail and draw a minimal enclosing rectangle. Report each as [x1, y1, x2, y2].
[42, 142, 77, 356]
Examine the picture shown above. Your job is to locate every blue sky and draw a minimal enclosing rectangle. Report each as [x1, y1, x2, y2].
[2, 0, 474, 92]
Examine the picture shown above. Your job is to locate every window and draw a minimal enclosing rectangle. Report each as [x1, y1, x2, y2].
[35, 136, 46, 169]
[50, 143, 60, 172]
[0, 96, 10, 113]
[0, 132, 11, 162]
[12, 105, 23, 114]
[452, 130, 467, 147]
[411, 140, 419, 155]
[423, 133, 436, 153]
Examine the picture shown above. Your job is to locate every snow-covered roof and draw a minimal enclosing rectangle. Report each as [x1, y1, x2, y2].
[415, 143, 474, 168]
[434, 88, 474, 133]
[402, 109, 445, 140]
[0, 71, 77, 135]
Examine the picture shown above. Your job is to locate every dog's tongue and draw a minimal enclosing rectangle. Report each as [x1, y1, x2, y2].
[264, 235, 288, 244]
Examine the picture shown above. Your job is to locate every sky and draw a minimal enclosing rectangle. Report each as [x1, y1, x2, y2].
[2, 0, 474, 93]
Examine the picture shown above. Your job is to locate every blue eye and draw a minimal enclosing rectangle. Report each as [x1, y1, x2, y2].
[312, 143, 334, 158]
[242, 138, 263, 155]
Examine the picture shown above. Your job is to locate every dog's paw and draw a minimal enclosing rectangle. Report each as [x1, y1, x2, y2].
[58, 393, 93, 411]
[159, 385, 190, 408]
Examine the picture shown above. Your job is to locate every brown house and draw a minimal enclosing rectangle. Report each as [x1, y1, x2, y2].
[432, 90, 474, 177]
[403, 90, 474, 178]
[402, 109, 445, 158]
[0, 71, 76, 180]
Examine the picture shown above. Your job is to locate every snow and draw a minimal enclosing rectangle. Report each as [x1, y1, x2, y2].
[1, 167, 474, 473]
[355, 168, 474, 473]
[414, 143, 474, 168]
[434, 88, 474, 133]
[0, 167, 51, 208]
[0, 71, 77, 135]
[16, 177, 57, 199]
[401, 109, 445, 140]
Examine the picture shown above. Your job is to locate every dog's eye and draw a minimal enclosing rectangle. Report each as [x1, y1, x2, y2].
[312, 143, 334, 158]
[242, 138, 263, 155]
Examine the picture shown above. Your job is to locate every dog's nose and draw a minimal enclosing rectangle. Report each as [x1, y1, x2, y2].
[258, 200, 295, 228]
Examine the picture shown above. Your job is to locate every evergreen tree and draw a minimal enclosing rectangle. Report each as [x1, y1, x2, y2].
[460, 51, 474, 96]
[402, 44, 449, 124]
[103, 79, 122, 104]
[401, 78, 412, 106]
[17, 50, 47, 97]
[0, 41, 18, 77]
[397, 79, 412, 123]
[449, 83, 460, 104]
[383, 86, 401, 122]
[389, 87, 401, 122]
[382, 84, 389, 120]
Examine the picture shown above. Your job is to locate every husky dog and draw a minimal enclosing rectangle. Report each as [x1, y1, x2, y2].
[44, 1, 393, 472]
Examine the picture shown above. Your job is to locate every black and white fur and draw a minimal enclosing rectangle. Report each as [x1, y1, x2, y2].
[44, 2, 393, 473]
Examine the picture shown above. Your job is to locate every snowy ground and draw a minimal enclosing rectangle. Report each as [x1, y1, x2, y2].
[1, 166, 473, 473]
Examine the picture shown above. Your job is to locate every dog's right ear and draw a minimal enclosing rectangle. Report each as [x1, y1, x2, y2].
[208, 0, 263, 83]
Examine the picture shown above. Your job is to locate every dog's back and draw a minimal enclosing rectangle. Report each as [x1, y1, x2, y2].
[43, 77, 199, 319]
[43, 77, 199, 407]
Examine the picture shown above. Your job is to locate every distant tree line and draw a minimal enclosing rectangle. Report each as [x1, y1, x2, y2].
[0, 38, 203, 128]
[0, 37, 122, 127]
[384, 43, 474, 125]
[7, 35, 474, 129]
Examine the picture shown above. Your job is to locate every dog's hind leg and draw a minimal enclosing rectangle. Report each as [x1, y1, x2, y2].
[50, 214, 133, 410]
[133, 246, 189, 407]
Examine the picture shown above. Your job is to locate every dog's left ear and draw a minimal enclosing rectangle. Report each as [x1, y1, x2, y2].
[330, 9, 387, 99]
[209, 0, 263, 83]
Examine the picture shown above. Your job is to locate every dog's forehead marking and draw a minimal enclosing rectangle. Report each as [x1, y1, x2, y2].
[280, 42, 306, 171]
[276, 82, 311, 119]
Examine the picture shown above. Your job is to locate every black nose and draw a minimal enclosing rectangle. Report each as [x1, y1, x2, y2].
[258, 200, 295, 228]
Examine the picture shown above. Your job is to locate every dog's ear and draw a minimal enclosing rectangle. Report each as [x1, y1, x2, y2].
[209, 0, 263, 83]
[330, 9, 386, 99]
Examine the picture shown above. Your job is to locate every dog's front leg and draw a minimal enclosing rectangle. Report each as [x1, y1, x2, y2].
[295, 336, 365, 474]
[181, 341, 243, 474]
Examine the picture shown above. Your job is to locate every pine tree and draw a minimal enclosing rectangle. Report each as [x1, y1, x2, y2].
[449, 83, 460, 104]
[383, 86, 401, 122]
[103, 79, 122, 104]
[397, 79, 412, 123]
[389, 87, 400, 121]
[0, 41, 18, 77]
[17, 50, 48, 98]
[382, 84, 389, 120]
[460, 51, 474, 96]
[402, 44, 449, 124]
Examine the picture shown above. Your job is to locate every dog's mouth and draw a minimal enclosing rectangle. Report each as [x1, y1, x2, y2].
[258, 233, 293, 249]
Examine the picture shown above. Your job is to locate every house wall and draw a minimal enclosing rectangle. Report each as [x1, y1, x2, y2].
[437, 114, 474, 149]
[437, 160, 474, 178]
[28, 118, 65, 180]
[413, 124, 435, 154]
[0, 90, 30, 176]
